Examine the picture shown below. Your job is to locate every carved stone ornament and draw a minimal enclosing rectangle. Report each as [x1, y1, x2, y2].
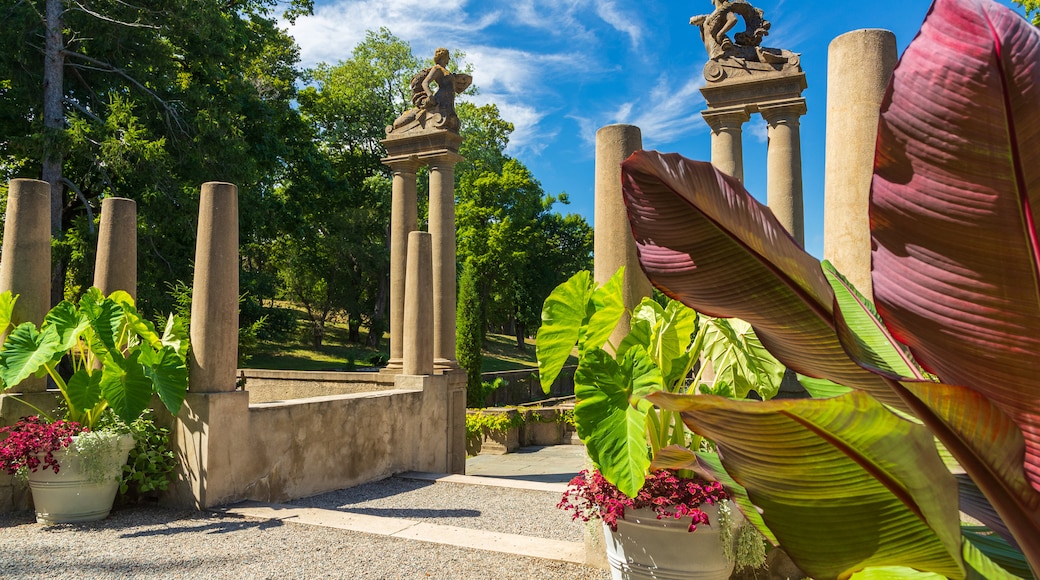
[387, 47, 473, 137]
[690, 0, 802, 83]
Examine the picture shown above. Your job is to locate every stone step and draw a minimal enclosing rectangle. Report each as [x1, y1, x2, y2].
[216, 499, 585, 565]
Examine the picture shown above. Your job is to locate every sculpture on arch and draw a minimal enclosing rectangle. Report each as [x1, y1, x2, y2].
[388, 47, 473, 135]
[690, 0, 801, 82]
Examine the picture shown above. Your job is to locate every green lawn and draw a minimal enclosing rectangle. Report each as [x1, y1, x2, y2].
[240, 305, 560, 373]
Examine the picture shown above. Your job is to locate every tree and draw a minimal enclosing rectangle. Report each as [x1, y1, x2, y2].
[0, 0, 314, 316]
[279, 28, 421, 347]
[1013, 0, 1040, 24]
[456, 260, 484, 403]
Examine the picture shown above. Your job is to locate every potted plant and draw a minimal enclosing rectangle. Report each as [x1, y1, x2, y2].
[611, 0, 1040, 576]
[0, 287, 189, 523]
[536, 267, 780, 579]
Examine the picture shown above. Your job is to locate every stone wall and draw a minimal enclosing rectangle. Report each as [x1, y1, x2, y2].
[481, 366, 576, 407]
[241, 369, 390, 403]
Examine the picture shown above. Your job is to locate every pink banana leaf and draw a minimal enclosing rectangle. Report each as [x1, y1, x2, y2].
[621, 0, 1040, 570]
[871, 0, 1040, 496]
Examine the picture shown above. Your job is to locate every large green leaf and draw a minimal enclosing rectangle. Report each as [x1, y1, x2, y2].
[649, 390, 964, 580]
[584, 266, 625, 353]
[620, 151, 905, 411]
[703, 317, 784, 400]
[43, 299, 89, 355]
[0, 323, 61, 389]
[0, 291, 17, 336]
[161, 313, 189, 359]
[574, 346, 657, 497]
[139, 344, 188, 416]
[65, 369, 103, 415]
[100, 350, 154, 424]
[536, 270, 593, 391]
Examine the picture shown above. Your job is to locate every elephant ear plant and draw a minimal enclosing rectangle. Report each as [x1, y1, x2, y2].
[0, 288, 189, 482]
[618, 0, 1040, 577]
[536, 267, 784, 503]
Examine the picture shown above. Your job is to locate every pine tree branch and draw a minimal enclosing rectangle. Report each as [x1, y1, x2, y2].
[68, 1, 159, 29]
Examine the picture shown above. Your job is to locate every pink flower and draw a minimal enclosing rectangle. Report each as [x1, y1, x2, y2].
[0, 416, 86, 475]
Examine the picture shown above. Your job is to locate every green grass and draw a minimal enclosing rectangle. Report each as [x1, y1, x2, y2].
[241, 304, 572, 372]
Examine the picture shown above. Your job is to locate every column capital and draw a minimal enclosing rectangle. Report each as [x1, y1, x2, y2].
[381, 155, 422, 173]
[425, 151, 465, 168]
[759, 99, 807, 126]
[701, 107, 751, 132]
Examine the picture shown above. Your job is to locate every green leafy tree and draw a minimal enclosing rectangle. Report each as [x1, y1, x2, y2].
[1013, 0, 1040, 24]
[456, 260, 484, 404]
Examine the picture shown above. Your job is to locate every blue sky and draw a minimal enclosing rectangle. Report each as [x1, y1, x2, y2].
[284, 0, 1029, 258]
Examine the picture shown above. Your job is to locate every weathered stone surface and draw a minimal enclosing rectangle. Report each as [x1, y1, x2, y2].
[93, 197, 137, 300]
[824, 29, 897, 300]
[594, 124, 651, 350]
[0, 179, 51, 393]
[189, 182, 239, 393]
[403, 231, 434, 376]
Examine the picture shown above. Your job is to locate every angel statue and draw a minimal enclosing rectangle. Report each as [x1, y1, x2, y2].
[388, 48, 473, 134]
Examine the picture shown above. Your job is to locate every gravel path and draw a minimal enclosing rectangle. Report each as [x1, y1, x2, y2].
[287, 476, 583, 542]
[1, 477, 609, 580]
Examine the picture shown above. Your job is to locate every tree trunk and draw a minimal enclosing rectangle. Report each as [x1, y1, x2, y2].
[367, 259, 388, 347]
[43, 0, 65, 306]
[514, 317, 526, 352]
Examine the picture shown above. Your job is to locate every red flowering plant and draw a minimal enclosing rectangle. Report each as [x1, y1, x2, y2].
[0, 416, 85, 476]
[537, 268, 779, 556]
[559, 468, 728, 532]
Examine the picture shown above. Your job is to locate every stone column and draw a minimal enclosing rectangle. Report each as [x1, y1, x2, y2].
[594, 124, 652, 350]
[0, 179, 51, 392]
[383, 158, 420, 373]
[189, 182, 239, 393]
[403, 232, 434, 376]
[428, 154, 463, 370]
[702, 107, 750, 182]
[824, 29, 897, 300]
[761, 100, 807, 246]
[93, 197, 137, 300]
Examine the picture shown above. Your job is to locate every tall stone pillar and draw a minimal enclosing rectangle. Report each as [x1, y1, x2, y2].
[189, 182, 239, 393]
[824, 29, 897, 300]
[383, 159, 420, 373]
[761, 101, 807, 246]
[0, 179, 51, 392]
[93, 197, 137, 300]
[428, 154, 463, 370]
[403, 231, 434, 376]
[594, 124, 652, 349]
[703, 108, 750, 182]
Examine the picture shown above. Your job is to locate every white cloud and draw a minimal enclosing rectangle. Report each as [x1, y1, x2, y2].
[284, 0, 497, 68]
[610, 72, 709, 146]
[594, 0, 644, 49]
[747, 117, 769, 144]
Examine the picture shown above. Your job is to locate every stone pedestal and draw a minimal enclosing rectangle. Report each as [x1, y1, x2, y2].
[93, 197, 137, 300]
[0, 179, 52, 392]
[824, 29, 898, 299]
[594, 124, 652, 349]
[761, 100, 807, 245]
[189, 182, 239, 393]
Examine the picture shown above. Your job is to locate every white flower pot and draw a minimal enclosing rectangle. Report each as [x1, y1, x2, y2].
[603, 503, 734, 580]
[27, 433, 135, 524]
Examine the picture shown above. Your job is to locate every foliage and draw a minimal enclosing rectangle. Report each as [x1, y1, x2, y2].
[1012, 0, 1040, 24]
[558, 468, 728, 533]
[618, 0, 1040, 576]
[0, 0, 315, 315]
[465, 408, 526, 443]
[0, 416, 83, 475]
[120, 412, 178, 499]
[70, 428, 133, 484]
[0, 288, 189, 429]
[536, 268, 784, 498]
[457, 260, 485, 405]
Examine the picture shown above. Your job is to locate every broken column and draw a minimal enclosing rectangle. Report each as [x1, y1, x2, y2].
[403, 231, 434, 376]
[594, 124, 653, 349]
[189, 182, 239, 393]
[0, 179, 52, 392]
[93, 197, 138, 300]
[824, 29, 898, 299]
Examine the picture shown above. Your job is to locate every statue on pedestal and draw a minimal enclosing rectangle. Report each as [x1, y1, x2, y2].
[690, 0, 801, 82]
[388, 48, 473, 135]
